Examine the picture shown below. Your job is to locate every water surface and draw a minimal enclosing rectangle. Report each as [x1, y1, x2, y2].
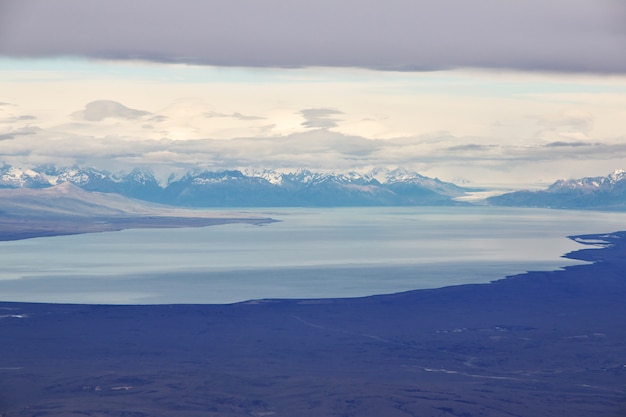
[1, 207, 625, 304]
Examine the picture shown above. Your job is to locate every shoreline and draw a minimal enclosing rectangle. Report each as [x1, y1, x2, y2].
[0, 215, 276, 242]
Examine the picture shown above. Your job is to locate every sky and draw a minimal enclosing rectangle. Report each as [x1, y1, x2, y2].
[0, 0, 625, 188]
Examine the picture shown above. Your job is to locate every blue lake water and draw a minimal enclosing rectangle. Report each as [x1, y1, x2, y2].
[1, 207, 626, 304]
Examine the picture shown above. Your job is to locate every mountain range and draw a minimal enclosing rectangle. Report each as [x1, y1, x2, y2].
[0, 165, 470, 207]
[487, 170, 626, 210]
[4, 164, 626, 210]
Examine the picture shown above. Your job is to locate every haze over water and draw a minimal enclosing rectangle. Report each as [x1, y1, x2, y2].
[1, 207, 626, 304]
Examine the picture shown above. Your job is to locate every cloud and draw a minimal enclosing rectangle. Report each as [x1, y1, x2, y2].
[545, 141, 594, 147]
[447, 144, 495, 152]
[0, 126, 40, 140]
[149, 115, 168, 123]
[537, 111, 594, 131]
[204, 111, 264, 121]
[71, 100, 151, 122]
[0, 0, 624, 73]
[0, 114, 37, 123]
[300, 109, 343, 129]
[531, 110, 597, 143]
[3, 121, 626, 187]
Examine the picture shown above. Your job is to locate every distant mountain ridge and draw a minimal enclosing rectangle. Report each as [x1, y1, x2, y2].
[6, 164, 626, 210]
[0, 164, 471, 207]
[487, 170, 626, 210]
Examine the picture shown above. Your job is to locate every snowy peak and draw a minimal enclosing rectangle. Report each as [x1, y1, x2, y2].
[547, 169, 626, 193]
[281, 170, 372, 186]
[608, 169, 626, 183]
[245, 168, 446, 188]
[183, 170, 240, 185]
[369, 167, 426, 184]
[241, 169, 286, 185]
[1, 165, 159, 190]
[488, 170, 626, 210]
[0, 165, 50, 189]
[121, 168, 159, 185]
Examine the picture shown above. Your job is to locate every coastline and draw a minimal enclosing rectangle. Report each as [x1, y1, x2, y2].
[0, 215, 276, 242]
[1, 231, 625, 416]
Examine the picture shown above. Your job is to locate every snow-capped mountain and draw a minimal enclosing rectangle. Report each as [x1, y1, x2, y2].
[0, 164, 471, 207]
[369, 167, 469, 198]
[487, 170, 626, 210]
[2, 165, 163, 198]
[7, 163, 626, 210]
[546, 169, 626, 193]
[162, 168, 469, 206]
[0, 165, 50, 189]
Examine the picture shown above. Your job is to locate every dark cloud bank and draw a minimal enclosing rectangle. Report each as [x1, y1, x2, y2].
[1, 0, 625, 73]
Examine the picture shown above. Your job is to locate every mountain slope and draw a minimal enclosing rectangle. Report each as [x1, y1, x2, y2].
[487, 170, 626, 210]
[0, 182, 169, 217]
[0, 183, 274, 241]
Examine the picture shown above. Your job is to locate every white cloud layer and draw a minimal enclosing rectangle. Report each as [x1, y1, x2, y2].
[0, 0, 625, 73]
[2, 103, 626, 188]
[1, 60, 626, 187]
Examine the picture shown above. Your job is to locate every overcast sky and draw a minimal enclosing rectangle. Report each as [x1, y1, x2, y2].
[1, 0, 625, 187]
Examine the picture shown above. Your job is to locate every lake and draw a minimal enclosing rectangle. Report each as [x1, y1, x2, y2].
[1, 206, 626, 304]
